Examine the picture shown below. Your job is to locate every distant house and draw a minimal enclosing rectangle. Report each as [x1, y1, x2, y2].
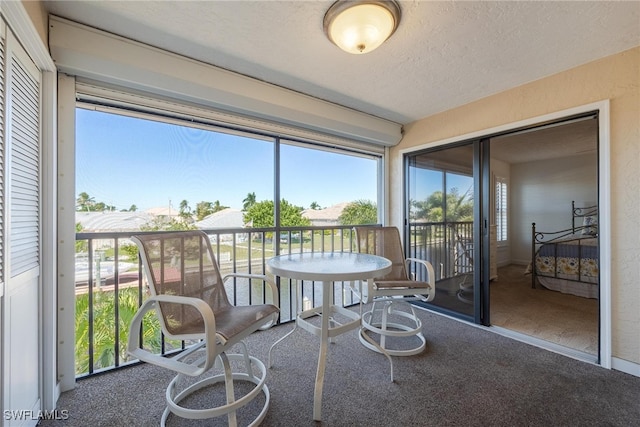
[76, 211, 154, 232]
[302, 202, 349, 226]
[195, 208, 244, 229]
[195, 208, 246, 245]
[145, 206, 180, 218]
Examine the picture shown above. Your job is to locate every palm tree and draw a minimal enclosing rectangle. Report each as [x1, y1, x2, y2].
[242, 192, 256, 211]
[76, 192, 95, 211]
[212, 200, 229, 213]
[195, 201, 214, 220]
[179, 199, 190, 215]
[178, 199, 193, 223]
[75, 288, 163, 374]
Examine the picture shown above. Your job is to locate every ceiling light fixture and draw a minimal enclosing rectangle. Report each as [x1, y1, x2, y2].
[323, 0, 401, 55]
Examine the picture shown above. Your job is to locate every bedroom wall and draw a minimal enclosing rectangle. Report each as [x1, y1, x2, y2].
[510, 153, 597, 264]
[390, 46, 640, 367]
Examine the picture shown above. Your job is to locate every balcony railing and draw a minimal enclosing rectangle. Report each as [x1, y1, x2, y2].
[408, 221, 474, 281]
[74, 222, 472, 377]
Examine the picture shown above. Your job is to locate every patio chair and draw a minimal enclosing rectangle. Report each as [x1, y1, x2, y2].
[453, 229, 474, 304]
[352, 226, 436, 378]
[127, 230, 279, 426]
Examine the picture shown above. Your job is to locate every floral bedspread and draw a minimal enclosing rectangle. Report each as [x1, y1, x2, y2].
[535, 237, 598, 281]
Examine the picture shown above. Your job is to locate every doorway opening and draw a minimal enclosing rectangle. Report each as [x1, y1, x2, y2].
[405, 112, 600, 361]
[489, 116, 599, 358]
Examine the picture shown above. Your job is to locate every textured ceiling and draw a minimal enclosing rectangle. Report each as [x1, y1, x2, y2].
[491, 117, 598, 164]
[44, 0, 640, 126]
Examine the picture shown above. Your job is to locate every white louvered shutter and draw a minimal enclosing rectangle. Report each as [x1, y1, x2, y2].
[8, 43, 40, 277]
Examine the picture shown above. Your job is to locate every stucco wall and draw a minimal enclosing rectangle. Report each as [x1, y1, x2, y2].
[21, 0, 48, 46]
[390, 47, 640, 364]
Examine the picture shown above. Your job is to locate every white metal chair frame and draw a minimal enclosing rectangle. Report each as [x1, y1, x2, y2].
[352, 226, 436, 380]
[127, 231, 279, 427]
[453, 231, 474, 304]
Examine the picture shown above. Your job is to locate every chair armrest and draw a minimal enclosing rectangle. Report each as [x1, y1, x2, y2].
[405, 257, 436, 301]
[222, 272, 279, 328]
[126, 294, 217, 377]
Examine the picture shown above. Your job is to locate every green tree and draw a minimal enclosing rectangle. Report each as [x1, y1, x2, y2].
[212, 200, 228, 214]
[445, 186, 473, 221]
[179, 199, 190, 214]
[243, 199, 311, 228]
[120, 243, 139, 262]
[413, 186, 473, 223]
[338, 200, 378, 225]
[195, 201, 214, 220]
[242, 192, 257, 211]
[75, 288, 163, 374]
[75, 222, 87, 253]
[76, 192, 95, 211]
[76, 192, 117, 212]
[93, 201, 116, 212]
[309, 201, 321, 210]
[178, 199, 194, 224]
[119, 204, 138, 212]
[140, 216, 196, 231]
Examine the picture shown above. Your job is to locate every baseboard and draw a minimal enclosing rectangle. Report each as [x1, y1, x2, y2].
[612, 357, 640, 377]
[417, 295, 640, 378]
[488, 325, 599, 365]
[508, 259, 530, 266]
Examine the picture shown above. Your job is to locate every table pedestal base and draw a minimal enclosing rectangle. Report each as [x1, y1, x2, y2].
[268, 280, 361, 421]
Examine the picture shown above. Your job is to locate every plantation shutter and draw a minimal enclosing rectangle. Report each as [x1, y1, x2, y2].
[9, 36, 40, 277]
[495, 176, 507, 242]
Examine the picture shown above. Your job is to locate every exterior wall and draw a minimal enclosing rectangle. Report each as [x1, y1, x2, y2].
[21, 0, 48, 46]
[390, 47, 640, 364]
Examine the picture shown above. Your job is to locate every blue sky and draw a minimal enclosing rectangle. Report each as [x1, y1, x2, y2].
[410, 167, 474, 204]
[76, 108, 378, 212]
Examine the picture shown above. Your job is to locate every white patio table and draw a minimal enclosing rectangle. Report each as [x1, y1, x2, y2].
[266, 251, 392, 421]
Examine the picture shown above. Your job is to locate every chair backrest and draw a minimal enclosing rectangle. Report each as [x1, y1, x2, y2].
[131, 230, 230, 337]
[355, 226, 409, 282]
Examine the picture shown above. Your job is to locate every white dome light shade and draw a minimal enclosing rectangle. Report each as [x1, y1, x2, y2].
[324, 1, 401, 55]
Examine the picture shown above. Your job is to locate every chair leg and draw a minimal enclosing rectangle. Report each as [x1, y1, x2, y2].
[380, 301, 390, 349]
[238, 341, 254, 380]
[359, 327, 395, 382]
[162, 351, 270, 427]
[360, 300, 426, 357]
[268, 323, 297, 368]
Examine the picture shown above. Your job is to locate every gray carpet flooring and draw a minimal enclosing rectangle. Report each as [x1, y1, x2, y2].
[40, 307, 640, 426]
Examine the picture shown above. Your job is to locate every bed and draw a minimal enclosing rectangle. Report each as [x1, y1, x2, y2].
[528, 202, 599, 299]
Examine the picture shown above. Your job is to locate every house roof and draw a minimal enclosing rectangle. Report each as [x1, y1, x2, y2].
[76, 211, 153, 232]
[144, 206, 179, 217]
[302, 202, 349, 225]
[195, 208, 245, 230]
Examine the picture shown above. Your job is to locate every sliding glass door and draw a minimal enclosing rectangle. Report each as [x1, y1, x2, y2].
[405, 140, 490, 324]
